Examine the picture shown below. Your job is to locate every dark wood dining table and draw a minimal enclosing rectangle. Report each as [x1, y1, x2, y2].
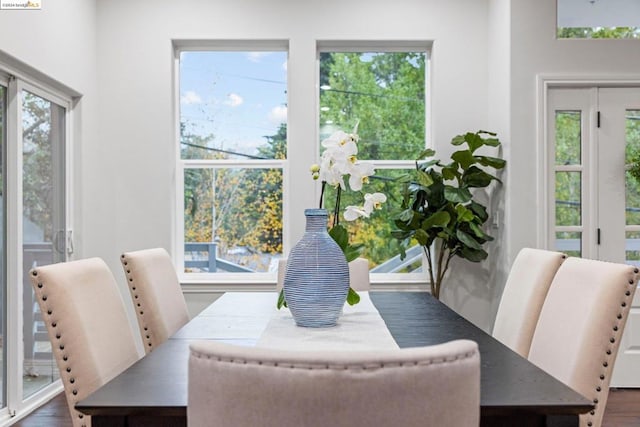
[77, 291, 593, 427]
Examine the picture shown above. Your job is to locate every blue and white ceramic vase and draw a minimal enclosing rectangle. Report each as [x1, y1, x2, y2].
[283, 208, 350, 327]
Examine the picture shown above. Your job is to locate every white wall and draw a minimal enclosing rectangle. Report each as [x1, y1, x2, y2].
[95, 0, 496, 322]
[508, 0, 640, 264]
[13, 0, 634, 334]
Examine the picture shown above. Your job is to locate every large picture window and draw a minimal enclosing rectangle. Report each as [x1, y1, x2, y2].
[176, 42, 429, 283]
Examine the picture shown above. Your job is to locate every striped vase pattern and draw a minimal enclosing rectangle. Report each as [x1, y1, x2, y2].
[283, 209, 350, 327]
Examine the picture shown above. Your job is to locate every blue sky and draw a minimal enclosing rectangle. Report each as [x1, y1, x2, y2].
[180, 51, 287, 158]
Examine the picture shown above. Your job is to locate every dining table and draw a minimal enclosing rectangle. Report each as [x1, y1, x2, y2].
[76, 291, 593, 427]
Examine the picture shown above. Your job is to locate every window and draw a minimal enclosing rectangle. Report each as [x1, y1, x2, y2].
[175, 41, 430, 283]
[557, 0, 640, 39]
[318, 48, 427, 274]
[177, 46, 287, 275]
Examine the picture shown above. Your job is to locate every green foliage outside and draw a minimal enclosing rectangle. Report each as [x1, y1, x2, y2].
[22, 92, 56, 241]
[554, 109, 640, 258]
[318, 52, 426, 269]
[183, 51, 427, 272]
[557, 27, 640, 39]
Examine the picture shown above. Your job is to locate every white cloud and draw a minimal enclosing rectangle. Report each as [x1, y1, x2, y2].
[247, 52, 269, 62]
[181, 90, 202, 105]
[225, 93, 244, 107]
[269, 105, 287, 124]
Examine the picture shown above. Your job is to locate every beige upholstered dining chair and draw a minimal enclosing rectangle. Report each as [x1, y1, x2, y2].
[528, 257, 639, 427]
[188, 339, 480, 427]
[492, 247, 566, 357]
[29, 258, 140, 427]
[120, 247, 189, 354]
[276, 257, 370, 292]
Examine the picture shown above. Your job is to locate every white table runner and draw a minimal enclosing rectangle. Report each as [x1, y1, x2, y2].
[257, 292, 399, 351]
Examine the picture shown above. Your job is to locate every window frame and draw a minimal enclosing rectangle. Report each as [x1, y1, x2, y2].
[174, 40, 432, 288]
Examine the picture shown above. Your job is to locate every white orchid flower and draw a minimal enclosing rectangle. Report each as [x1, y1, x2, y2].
[321, 130, 351, 149]
[348, 162, 375, 191]
[363, 192, 387, 213]
[343, 205, 369, 221]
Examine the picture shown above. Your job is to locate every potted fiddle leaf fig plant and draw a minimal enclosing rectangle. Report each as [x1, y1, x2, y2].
[392, 130, 506, 299]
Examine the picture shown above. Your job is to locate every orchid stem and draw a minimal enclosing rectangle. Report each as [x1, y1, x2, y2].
[319, 181, 326, 209]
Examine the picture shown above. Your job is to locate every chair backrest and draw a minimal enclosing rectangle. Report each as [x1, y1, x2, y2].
[528, 257, 639, 427]
[29, 258, 140, 427]
[120, 248, 189, 354]
[188, 339, 480, 427]
[492, 248, 566, 357]
[276, 257, 370, 292]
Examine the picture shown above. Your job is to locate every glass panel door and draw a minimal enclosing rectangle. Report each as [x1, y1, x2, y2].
[21, 89, 65, 398]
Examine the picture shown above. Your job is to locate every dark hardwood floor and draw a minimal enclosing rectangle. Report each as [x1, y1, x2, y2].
[8, 388, 640, 426]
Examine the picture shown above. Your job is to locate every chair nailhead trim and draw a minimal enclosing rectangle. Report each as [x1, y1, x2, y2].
[610, 337, 615, 343]
[51, 322, 56, 327]
[56, 334, 61, 339]
[72, 390, 77, 395]
[37, 283, 42, 288]
[70, 378, 75, 383]
[593, 398, 598, 404]
[63, 356, 68, 361]
[613, 326, 618, 331]
[66, 368, 71, 372]
[41, 296, 47, 301]
[596, 386, 601, 392]
[600, 374, 605, 380]
[603, 362, 608, 367]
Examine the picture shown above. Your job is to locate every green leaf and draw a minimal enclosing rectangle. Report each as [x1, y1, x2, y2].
[451, 134, 466, 146]
[329, 224, 349, 250]
[455, 204, 474, 222]
[415, 228, 429, 246]
[441, 165, 460, 181]
[476, 155, 506, 169]
[417, 170, 434, 187]
[277, 289, 287, 309]
[451, 150, 476, 170]
[459, 246, 488, 262]
[416, 148, 436, 159]
[422, 211, 451, 229]
[444, 186, 472, 203]
[465, 132, 484, 153]
[346, 287, 361, 305]
[398, 244, 407, 260]
[482, 137, 501, 147]
[468, 201, 489, 222]
[468, 221, 490, 239]
[343, 243, 364, 262]
[462, 166, 496, 188]
[456, 229, 483, 250]
[397, 208, 414, 222]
